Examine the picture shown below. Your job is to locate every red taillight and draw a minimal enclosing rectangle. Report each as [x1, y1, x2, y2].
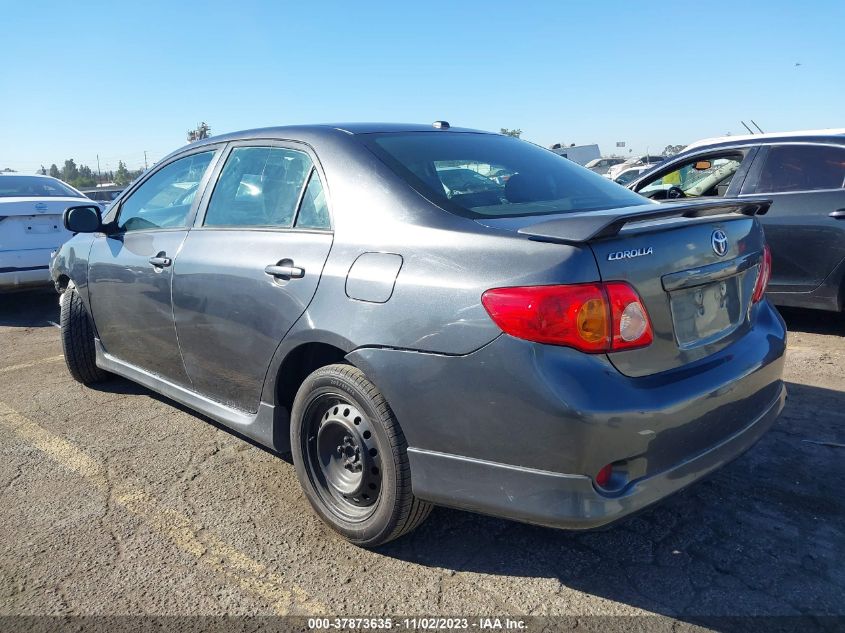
[481, 282, 653, 353]
[752, 245, 772, 303]
[480, 283, 609, 352]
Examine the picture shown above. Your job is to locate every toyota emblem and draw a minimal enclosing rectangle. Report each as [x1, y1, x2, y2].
[711, 229, 728, 257]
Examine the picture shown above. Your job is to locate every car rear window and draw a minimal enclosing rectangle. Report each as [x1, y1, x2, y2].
[84, 190, 122, 202]
[360, 132, 645, 219]
[0, 176, 79, 198]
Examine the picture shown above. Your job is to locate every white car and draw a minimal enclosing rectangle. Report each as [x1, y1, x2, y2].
[606, 155, 665, 181]
[612, 165, 657, 185]
[0, 174, 97, 290]
[584, 157, 626, 176]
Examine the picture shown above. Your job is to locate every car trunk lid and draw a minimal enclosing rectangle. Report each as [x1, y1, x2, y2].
[0, 197, 88, 253]
[478, 198, 771, 377]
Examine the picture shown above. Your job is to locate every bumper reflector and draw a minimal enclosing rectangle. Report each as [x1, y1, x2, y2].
[595, 464, 612, 488]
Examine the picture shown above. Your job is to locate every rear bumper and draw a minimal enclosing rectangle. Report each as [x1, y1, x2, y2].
[348, 300, 787, 529]
[407, 385, 784, 529]
[0, 248, 56, 289]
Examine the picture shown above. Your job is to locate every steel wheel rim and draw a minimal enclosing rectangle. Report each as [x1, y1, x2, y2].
[302, 393, 383, 522]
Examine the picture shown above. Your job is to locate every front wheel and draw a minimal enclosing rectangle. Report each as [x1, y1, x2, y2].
[60, 287, 108, 385]
[290, 364, 432, 547]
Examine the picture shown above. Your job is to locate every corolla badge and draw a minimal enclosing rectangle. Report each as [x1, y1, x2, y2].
[34, 202, 48, 212]
[607, 246, 653, 261]
[711, 229, 728, 257]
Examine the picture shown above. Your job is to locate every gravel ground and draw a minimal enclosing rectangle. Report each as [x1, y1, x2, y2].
[0, 291, 843, 631]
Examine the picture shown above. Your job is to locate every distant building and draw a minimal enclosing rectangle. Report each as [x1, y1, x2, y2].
[549, 143, 601, 166]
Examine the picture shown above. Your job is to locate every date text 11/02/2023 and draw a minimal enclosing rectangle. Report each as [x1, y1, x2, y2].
[307, 617, 527, 630]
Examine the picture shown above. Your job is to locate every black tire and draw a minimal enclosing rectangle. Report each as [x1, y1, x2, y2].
[60, 287, 108, 385]
[290, 363, 432, 547]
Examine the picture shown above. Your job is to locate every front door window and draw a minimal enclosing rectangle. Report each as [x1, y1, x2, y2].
[637, 154, 743, 199]
[117, 152, 214, 232]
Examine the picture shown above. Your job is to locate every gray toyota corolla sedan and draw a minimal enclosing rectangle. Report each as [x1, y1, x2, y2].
[51, 123, 786, 547]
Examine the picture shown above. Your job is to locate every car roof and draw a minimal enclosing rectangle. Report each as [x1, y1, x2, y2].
[160, 123, 495, 164]
[191, 122, 490, 145]
[684, 128, 845, 151]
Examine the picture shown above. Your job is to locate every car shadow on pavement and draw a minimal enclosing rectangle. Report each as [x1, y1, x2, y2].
[89, 375, 296, 464]
[777, 306, 845, 336]
[379, 380, 845, 624]
[0, 289, 59, 327]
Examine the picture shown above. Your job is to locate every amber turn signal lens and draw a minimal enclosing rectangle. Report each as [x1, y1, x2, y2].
[577, 298, 609, 343]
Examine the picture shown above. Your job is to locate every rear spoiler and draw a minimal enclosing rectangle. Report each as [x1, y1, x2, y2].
[517, 198, 772, 245]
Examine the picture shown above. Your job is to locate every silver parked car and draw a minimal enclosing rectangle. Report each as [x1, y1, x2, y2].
[612, 164, 656, 185]
[52, 123, 786, 547]
[0, 174, 93, 290]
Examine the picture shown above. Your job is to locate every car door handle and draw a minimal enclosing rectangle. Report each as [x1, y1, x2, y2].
[149, 254, 172, 267]
[265, 263, 305, 279]
[830, 209, 845, 219]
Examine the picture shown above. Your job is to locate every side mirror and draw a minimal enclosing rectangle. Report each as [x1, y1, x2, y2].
[63, 205, 103, 233]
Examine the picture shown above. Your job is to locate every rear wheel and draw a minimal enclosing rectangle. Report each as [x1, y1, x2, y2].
[60, 287, 108, 384]
[290, 364, 432, 547]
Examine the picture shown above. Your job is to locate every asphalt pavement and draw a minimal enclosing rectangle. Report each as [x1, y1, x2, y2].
[1, 291, 843, 632]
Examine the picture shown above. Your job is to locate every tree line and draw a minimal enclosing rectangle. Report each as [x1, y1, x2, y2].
[44, 159, 144, 189]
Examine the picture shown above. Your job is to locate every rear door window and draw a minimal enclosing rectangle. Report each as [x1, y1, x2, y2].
[753, 145, 845, 193]
[294, 169, 331, 229]
[203, 146, 312, 228]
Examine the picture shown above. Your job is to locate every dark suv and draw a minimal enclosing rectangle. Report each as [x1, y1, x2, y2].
[627, 130, 845, 313]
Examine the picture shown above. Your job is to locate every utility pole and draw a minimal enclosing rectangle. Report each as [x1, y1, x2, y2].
[144, 151, 148, 170]
[96, 154, 102, 184]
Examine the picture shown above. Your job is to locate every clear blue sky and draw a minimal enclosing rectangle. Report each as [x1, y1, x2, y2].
[1, 0, 842, 174]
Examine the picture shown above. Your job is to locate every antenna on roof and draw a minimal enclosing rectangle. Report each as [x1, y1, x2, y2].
[740, 121, 755, 135]
[750, 119, 765, 134]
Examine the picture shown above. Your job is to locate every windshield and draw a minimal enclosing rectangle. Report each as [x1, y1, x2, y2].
[361, 133, 645, 218]
[0, 176, 80, 198]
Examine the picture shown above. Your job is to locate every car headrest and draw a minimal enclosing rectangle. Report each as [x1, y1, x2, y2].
[504, 172, 556, 203]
